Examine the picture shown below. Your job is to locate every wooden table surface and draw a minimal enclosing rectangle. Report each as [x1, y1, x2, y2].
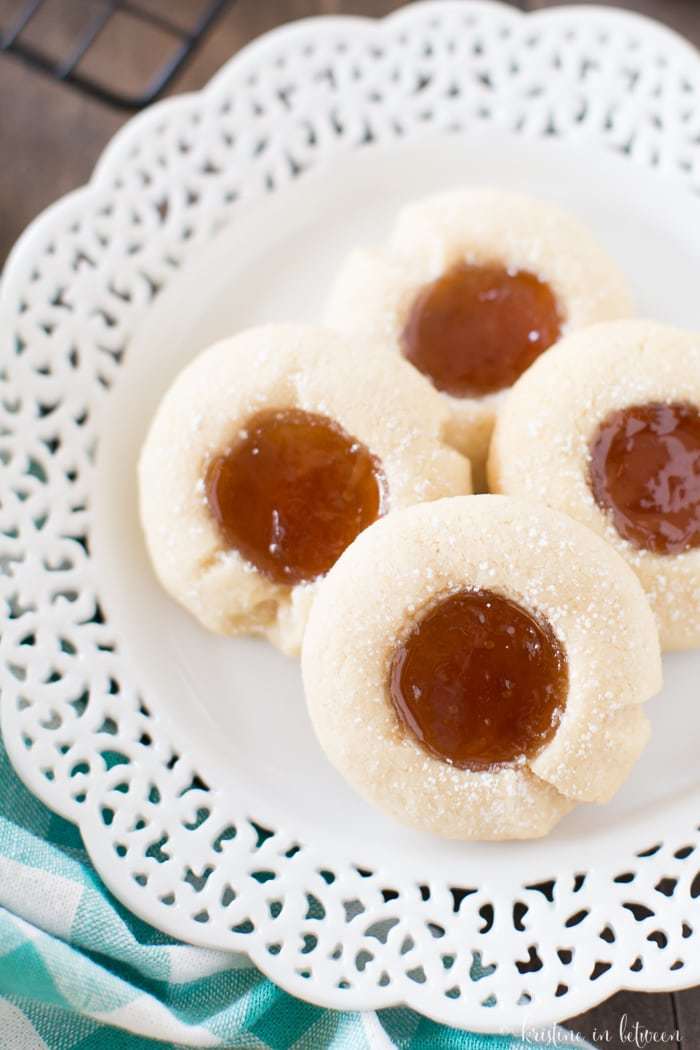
[1, 1, 699, 1046]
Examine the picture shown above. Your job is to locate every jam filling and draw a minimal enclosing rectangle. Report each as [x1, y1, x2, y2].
[401, 262, 562, 398]
[388, 589, 568, 770]
[205, 408, 383, 585]
[589, 401, 700, 556]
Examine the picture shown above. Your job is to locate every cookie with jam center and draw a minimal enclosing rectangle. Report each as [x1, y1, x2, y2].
[325, 189, 633, 489]
[490, 320, 700, 650]
[139, 324, 471, 655]
[302, 496, 661, 841]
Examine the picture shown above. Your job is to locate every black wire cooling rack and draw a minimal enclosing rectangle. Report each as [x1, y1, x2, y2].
[0, 0, 236, 109]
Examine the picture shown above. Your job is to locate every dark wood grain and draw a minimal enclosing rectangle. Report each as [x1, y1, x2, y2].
[0, 1, 698, 1046]
[564, 989, 681, 1049]
[527, 0, 700, 45]
[675, 987, 700, 1049]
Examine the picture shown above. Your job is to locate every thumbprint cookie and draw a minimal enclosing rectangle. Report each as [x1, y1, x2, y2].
[139, 324, 471, 655]
[325, 189, 633, 488]
[490, 320, 700, 650]
[302, 496, 661, 840]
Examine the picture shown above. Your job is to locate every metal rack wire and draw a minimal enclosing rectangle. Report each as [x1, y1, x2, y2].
[0, 0, 236, 109]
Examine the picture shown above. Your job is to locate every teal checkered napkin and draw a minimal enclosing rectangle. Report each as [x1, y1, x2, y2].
[0, 735, 590, 1049]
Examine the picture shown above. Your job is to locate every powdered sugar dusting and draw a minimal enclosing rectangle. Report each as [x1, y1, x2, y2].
[139, 324, 470, 656]
[303, 494, 661, 840]
[492, 320, 700, 650]
[326, 188, 633, 487]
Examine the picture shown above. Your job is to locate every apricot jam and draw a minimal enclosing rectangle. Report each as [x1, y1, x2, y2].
[388, 589, 568, 770]
[205, 408, 383, 585]
[589, 401, 700, 556]
[401, 262, 562, 398]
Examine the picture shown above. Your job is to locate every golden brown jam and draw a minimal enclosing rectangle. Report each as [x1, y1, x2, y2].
[205, 408, 383, 585]
[401, 262, 562, 398]
[589, 401, 700, 556]
[388, 590, 568, 770]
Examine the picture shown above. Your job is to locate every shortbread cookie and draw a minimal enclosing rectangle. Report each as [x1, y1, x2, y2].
[325, 189, 633, 488]
[302, 496, 661, 840]
[489, 320, 700, 650]
[139, 324, 471, 655]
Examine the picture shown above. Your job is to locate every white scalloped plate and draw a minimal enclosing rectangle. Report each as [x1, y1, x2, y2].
[3, 1, 700, 1034]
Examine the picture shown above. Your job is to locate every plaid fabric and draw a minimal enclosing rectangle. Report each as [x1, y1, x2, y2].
[0, 736, 590, 1049]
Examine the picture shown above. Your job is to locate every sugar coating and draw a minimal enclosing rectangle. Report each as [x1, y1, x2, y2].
[490, 319, 700, 651]
[301, 495, 661, 841]
[138, 324, 471, 655]
[324, 189, 634, 489]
